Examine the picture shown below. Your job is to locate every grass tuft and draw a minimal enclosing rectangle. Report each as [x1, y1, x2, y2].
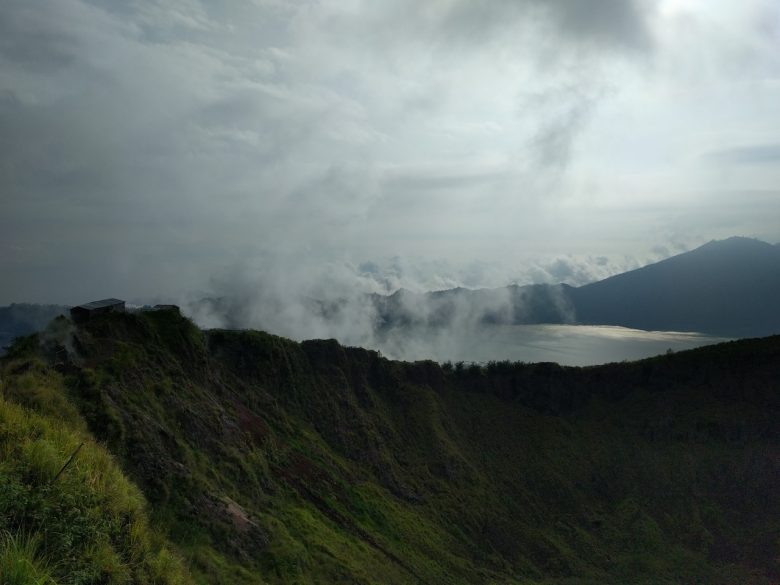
[0, 531, 56, 585]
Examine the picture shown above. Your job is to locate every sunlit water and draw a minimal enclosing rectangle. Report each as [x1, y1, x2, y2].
[379, 324, 730, 366]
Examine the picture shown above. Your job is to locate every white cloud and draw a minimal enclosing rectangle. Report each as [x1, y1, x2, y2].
[0, 0, 777, 329]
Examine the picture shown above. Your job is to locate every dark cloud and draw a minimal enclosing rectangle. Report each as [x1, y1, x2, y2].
[448, 0, 653, 51]
[522, 82, 604, 169]
[350, 0, 654, 54]
[0, 1, 81, 71]
[705, 143, 780, 165]
[548, 0, 652, 50]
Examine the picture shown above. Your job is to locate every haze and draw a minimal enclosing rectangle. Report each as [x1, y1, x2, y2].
[2, 1, 779, 328]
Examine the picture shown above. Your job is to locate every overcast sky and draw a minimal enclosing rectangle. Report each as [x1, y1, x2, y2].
[1, 0, 779, 306]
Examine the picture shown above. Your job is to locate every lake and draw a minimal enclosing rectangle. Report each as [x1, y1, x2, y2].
[377, 324, 730, 366]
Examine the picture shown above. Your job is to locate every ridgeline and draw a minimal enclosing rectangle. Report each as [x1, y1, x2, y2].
[1, 309, 778, 584]
[370, 237, 780, 339]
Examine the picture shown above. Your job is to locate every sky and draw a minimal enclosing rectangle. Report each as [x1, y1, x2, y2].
[1, 0, 780, 313]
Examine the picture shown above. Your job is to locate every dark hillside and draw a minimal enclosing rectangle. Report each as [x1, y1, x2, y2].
[569, 237, 780, 336]
[2, 310, 778, 584]
[369, 237, 780, 338]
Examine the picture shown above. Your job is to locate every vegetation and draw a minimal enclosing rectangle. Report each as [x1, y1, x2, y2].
[1, 309, 778, 583]
[0, 354, 191, 584]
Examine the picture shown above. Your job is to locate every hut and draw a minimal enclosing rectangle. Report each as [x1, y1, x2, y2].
[70, 298, 125, 323]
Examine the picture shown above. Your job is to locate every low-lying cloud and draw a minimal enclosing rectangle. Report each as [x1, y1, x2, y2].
[1, 0, 779, 360]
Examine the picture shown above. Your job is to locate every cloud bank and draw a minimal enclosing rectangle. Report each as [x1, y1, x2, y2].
[1, 0, 779, 353]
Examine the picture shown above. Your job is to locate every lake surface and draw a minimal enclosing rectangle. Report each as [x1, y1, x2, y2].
[379, 324, 729, 366]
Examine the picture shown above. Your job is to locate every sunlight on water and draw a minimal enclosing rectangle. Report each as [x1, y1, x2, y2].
[384, 325, 730, 366]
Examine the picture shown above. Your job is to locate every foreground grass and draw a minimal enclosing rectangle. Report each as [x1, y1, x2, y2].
[0, 358, 191, 585]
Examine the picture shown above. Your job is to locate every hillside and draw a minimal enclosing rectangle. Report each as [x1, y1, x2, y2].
[570, 237, 780, 336]
[0, 337, 191, 583]
[1, 310, 778, 584]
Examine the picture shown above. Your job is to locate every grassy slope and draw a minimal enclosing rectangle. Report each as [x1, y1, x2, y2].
[2, 310, 779, 584]
[0, 353, 191, 584]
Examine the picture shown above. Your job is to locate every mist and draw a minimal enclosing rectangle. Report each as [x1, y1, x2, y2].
[178, 265, 726, 365]
[2, 0, 779, 359]
[178, 252, 588, 356]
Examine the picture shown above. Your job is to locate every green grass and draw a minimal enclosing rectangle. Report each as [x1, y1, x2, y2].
[0, 358, 192, 585]
[1, 313, 778, 584]
[0, 531, 56, 585]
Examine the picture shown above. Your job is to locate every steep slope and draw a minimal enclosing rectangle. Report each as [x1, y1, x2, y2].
[3, 310, 779, 584]
[0, 347, 191, 584]
[569, 237, 780, 336]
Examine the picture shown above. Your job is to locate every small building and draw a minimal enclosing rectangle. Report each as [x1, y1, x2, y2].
[153, 304, 180, 313]
[70, 298, 125, 323]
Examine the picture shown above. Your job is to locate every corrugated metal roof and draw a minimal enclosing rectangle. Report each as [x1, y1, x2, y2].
[74, 298, 124, 310]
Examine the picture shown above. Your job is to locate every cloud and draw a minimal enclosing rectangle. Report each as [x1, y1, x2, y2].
[328, 0, 654, 54]
[1, 0, 779, 366]
[705, 144, 780, 165]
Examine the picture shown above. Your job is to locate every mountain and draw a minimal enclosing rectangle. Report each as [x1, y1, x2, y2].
[1, 310, 778, 584]
[0, 303, 68, 355]
[371, 237, 780, 338]
[5, 237, 778, 359]
[372, 283, 575, 330]
[569, 237, 780, 336]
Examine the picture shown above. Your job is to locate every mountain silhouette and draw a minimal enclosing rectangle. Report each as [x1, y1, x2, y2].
[371, 237, 780, 338]
[569, 237, 780, 336]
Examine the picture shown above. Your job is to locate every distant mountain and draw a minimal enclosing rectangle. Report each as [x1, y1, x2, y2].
[569, 237, 780, 337]
[0, 303, 68, 354]
[372, 237, 780, 338]
[371, 283, 575, 331]
[5, 238, 779, 355]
